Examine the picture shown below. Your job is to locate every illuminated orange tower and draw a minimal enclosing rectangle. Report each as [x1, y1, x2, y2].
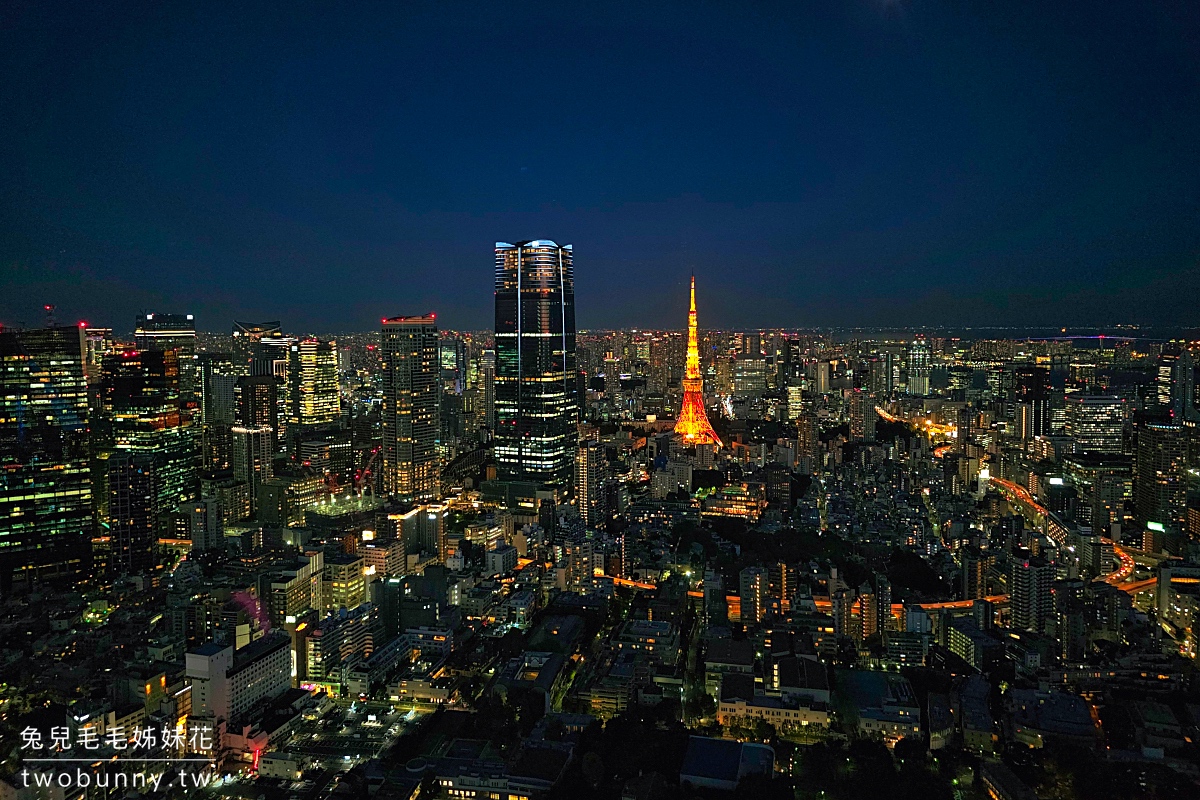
[674, 276, 722, 446]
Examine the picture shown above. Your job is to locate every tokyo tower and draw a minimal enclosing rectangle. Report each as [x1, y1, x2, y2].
[674, 276, 722, 447]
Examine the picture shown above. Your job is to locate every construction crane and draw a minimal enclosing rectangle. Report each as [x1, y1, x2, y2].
[353, 446, 382, 496]
[316, 446, 380, 498]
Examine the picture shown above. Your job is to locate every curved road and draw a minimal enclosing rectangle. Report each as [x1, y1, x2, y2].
[989, 476, 1143, 594]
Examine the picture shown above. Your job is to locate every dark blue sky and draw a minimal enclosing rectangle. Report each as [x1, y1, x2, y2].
[2, 1, 1199, 332]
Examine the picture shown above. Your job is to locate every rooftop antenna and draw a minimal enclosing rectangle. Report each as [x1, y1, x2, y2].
[43, 304, 56, 328]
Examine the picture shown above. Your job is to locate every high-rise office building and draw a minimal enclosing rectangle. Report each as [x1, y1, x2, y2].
[232, 320, 282, 375]
[440, 336, 466, 395]
[477, 348, 496, 433]
[232, 321, 292, 448]
[1013, 365, 1051, 438]
[785, 385, 804, 421]
[815, 361, 831, 395]
[1156, 345, 1195, 420]
[575, 439, 606, 529]
[772, 336, 794, 389]
[907, 336, 931, 396]
[1064, 394, 1126, 454]
[796, 409, 820, 474]
[83, 327, 114, 385]
[381, 315, 440, 500]
[102, 348, 198, 515]
[393, 503, 448, 559]
[494, 241, 580, 489]
[255, 336, 293, 378]
[868, 353, 894, 395]
[135, 313, 198, 409]
[741, 333, 762, 357]
[648, 334, 682, 396]
[1134, 416, 1187, 530]
[107, 453, 159, 576]
[1062, 452, 1132, 536]
[732, 355, 768, 394]
[957, 406, 977, 451]
[288, 337, 340, 428]
[231, 425, 274, 515]
[0, 326, 93, 589]
[199, 353, 237, 470]
[258, 335, 296, 444]
[439, 388, 464, 458]
[235, 373, 279, 433]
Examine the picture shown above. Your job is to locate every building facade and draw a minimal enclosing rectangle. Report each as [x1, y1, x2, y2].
[1135, 417, 1186, 530]
[575, 439, 605, 529]
[494, 241, 579, 490]
[1064, 395, 1125, 454]
[134, 313, 198, 410]
[0, 326, 93, 588]
[381, 315, 440, 501]
[287, 337, 340, 428]
[102, 348, 198, 520]
[108, 453, 160, 576]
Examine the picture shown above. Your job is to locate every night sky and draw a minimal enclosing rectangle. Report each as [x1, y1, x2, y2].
[2, 1, 1199, 332]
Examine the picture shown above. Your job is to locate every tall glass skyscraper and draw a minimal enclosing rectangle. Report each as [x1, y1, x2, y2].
[107, 452, 159, 577]
[231, 424, 275, 515]
[1135, 415, 1187, 530]
[288, 337, 341, 427]
[381, 315, 440, 501]
[907, 336, 931, 396]
[135, 313, 198, 409]
[1155, 344, 1195, 420]
[199, 352, 237, 470]
[0, 326, 93, 590]
[1013, 365, 1051, 438]
[101, 349, 198, 513]
[1064, 395, 1126, 454]
[134, 313, 204, 502]
[232, 320, 282, 375]
[493, 240, 579, 490]
[231, 321, 292, 446]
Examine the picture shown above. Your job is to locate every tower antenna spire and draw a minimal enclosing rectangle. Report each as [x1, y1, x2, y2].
[674, 275, 721, 446]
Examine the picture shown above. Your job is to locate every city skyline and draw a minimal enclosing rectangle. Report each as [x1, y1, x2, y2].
[7, 253, 1200, 338]
[4, 242, 1200, 339]
[4, 3, 1200, 331]
[4, 5, 1200, 799]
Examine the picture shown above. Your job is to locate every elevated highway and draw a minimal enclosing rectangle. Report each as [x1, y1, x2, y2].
[990, 476, 1147, 595]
